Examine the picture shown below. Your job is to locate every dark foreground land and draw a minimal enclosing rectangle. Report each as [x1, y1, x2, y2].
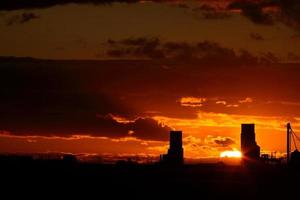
[1, 157, 300, 199]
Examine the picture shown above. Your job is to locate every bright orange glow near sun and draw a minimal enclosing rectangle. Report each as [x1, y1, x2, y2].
[220, 151, 242, 158]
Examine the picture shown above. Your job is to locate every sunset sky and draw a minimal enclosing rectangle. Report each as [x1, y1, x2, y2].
[1, 0, 300, 161]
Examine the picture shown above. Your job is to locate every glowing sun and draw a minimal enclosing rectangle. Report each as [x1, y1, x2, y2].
[220, 150, 242, 158]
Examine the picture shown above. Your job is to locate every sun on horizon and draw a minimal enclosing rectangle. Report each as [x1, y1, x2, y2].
[220, 150, 242, 158]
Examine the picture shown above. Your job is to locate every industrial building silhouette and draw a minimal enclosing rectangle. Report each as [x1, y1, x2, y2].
[159, 123, 300, 166]
[160, 131, 184, 165]
[287, 123, 300, 165]
[241, 124, 260, 161]
[160, 125, 262, 165]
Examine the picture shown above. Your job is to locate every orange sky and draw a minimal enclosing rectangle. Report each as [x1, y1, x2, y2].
[0, 1, 300, 61]
[1, 0, 300, 161]
[1, 59, 300, 160]
[0, 109, 294, 160]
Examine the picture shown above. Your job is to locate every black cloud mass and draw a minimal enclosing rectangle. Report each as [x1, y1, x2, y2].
[1, 0, 300, 30]
[0, 0, 139, 11]
[1, 56, 300, 140]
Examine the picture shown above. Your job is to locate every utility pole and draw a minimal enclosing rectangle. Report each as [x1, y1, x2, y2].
[287, 123, 291, 164]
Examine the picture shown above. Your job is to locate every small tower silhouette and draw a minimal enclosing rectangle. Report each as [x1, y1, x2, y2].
[160, 131, 184, 165]
[241, 124, 260, 161]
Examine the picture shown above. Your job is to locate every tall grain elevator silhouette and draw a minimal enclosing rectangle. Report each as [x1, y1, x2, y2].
[241, 124, 260, 161]
[160, 131, 184, 165]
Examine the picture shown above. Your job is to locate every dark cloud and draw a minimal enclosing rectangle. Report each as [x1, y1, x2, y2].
[0, 59, 171, 141]
[0, 0, 190, 11]
[1, 0, 300, 31]
[204, 135, 236, 148]
[259, 52, 279, 63]
[126, 117, 171, 141]
[278, 0, 300, 29]
[1, 55, 300, 139]
[106, 37, 277, 64]
[0, 0, 139, 11]
[288, 52, 300, 62]
[175, 2, 232, 21]
[228, 1, 274, 25]
[193, 4, 232, 20]
[213, 137, 235, 147]
[1, 0, 300, 29]
[228, 0, 300, 29]
[6, 12, 40, 26]
[2, 113, 171, 141]
[107, 37, 164, 59]
[250, 33, 264, 41]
